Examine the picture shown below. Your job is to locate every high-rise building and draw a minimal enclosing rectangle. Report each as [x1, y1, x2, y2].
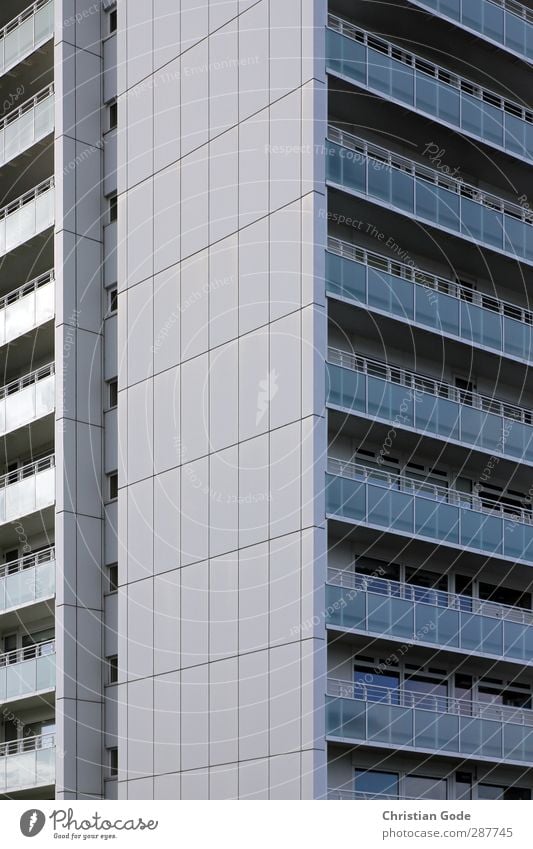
[3, 0, 533, 802]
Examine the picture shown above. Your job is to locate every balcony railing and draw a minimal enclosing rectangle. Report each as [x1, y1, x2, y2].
[326, 237, 533, 362]
[0, 270, 54, 347]
[327, 16, 533, 161]
[0, 640, 54, 701]
[407, 0, 533, 62]
[0, 84, 54, 168]
[327, 347, 533, 463]
[0, 454, 54, 525]
[0, 547, 54, 612]
[0, 363, 54, 437]
[0, 178, 54, 257]
[327, 788, 418, 800]
[326, 457, 533, 564]
[326, 679, 533, 763]
[326, 570, 533, 662]
[0, 733, 54, 793]
[0, 0, 54, 77]
[326, 126, 533, 265]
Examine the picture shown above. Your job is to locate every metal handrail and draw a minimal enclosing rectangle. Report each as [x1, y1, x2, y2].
[0, 84, 54, 129]
[327, 788, 417, 800]
[0, 0, 53, 40]
[327, 236, 533, 325]
[327, 456, 533, 524]
[327, 568, 533, 626]
[0, 362, 54, 402]
[327, 678, 533, 725]
[0, 733, 54, 758]
[328, 346, 533, 424]
[0, 177, 54, 223]
[0, 546, 55, 580]
[327, 124, 533, 224]
[0, 639, 54, 667]
[0, 454, 54, 489]
[328, 14, 533, 123]
[414, 0, 533, 26]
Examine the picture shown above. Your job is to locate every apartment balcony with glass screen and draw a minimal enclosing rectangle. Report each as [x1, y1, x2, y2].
[0, 179, 54, 258]
[326, 127, 533, 265]
[326, 678, 533, 765]
[0, 0, 54, 78]
[0, 734, 54, 795]
[327, 350, 533, 463]
[0, 364, 54, 437]
[0, 455, 54, 526]
[0, 85, 54, 168]
[0, 548, 54, 614]
[327, 17, 533, 161]
[326, 239, 533, 363]
[0, 640, 54, 704]
[0, 271, 54, 348]
[326, 458, 533, 564]
[326, 570, 533, 663]
[407, 0, 533, 62]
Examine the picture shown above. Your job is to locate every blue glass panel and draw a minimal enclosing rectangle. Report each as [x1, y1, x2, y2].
[437, 184, 460, 230]
[368, 157, 391, 202]
[414, 286, 459, 335]
[438, 81, 460, 125]
[367, 47, 391, 95]
[327, 29, 366, 83]
[526, 122, 533, 160]
[367, 703, 413, 746]
[414, 709, 459, 752]
[460, 716, 502, 759]
[343, 148, 367, 193]
[461, 195, 483, 240]
[367, 268, 414, 319]
[416, 178, 438, 221]
[415, 393, 459, 440]
[460, 509, 503, 555]
[326, 253, 367, 302]
[336, 697, 367, 740]
[415, 72, 438, 115]
[506, 14, 526, 56]
[483, 3, 504, 41]
[460, 301, 502, 350]
[515, 421, 533, 464]
[462, 94, 483, 138]
[526, 22, 533, 60]
[326, 142, 342, 184]
[463, 0, 484, 30]
[391, 168, 415, 213]
[325, 584, 367, 631]
[482, 101, 504, 147]
[503, 316, 532, 361]
[480, 615, 504, 655]
[416, 604, 459, 647]
[503, 724, 533, 763]
[367, 594, 414, 638]
[504, 214, 525, 258]
[503, 620, 533, 660]
[504, 112, 526, 157]
[367, 485, 414, 533]
[441, 0, 460, 20]
[367, 376, 415, 428]
[482, 205, 504, 249]
[414, 497, 459, 544]
[461, 407, 502, 454]
[326, 363, 366, 413]
[392, 60, 414, 105]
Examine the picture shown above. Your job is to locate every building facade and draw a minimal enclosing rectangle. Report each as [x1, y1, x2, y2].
[1, 0, 533, 802]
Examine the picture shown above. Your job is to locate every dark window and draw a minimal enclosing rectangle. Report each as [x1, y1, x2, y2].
[108, 194, 118, 222]
[354, 769, 398, 800]
[108, 379, 118, 409]
[108, 655, 118, 684]
[108, 563, 118, 593]
[108, 473, 118, 501]
[108, 289, 118, 314]
[108, 101, 117, 131]
[404, 775, 446, 800]
[109, 9, 117, 33]
[456, 772, 472, 800]
[109, 748, 118, 777]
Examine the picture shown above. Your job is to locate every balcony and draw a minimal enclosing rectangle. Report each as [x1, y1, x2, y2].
[0, 270, 54, 347]
[327, 16, 533, 162]
[0, 548, 54, 613]
[0, 85, 54, 168]
[326, 458, 533, 564]
[327, 349, 533, 463]
[0, 0, 54, 77]
[0, 455, 55, 526]
[326, 238, 533, 363]
[0, 364, 54, 437]
[0, 178, 54, 258]
[0, 640, 54, 704]
[0, 734, 54, 794]
[326, 570, 533, 663]
[326, 678, 533, 765]
[407, 0, 533, 62]
[326, 127, 533, 265]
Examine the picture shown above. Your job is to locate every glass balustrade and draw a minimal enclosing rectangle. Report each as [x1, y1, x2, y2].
[326, 680, 533, 764]
[408, 0, 533, 61]
[0, 180, 54, 258]
[0, 735, 54, 793]
[0, 456, 55, 525]
[326, 129, 533, 265]
[0, 86, 54, 168]
[0, 0, 54, 76]
[0, 272, 54, 347]
[326, 355, 533, 463]
[326, 571, 533, 662]
[326, 241, 533, 362]
[0, 366, 54, 437]
[0, 641, 54, 702]
[0, 549, 55, 612]
[327, 19, 533, 161]
[326, 459, 533, 564]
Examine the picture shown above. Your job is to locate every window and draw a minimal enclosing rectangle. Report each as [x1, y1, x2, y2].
[108, 193, 117, 223]
[108, 472, 118, 501]
[404, 775, 446, 800]
[108, 563, 118, 593]
[354, 666, 400, 703]
[109, 748, 118, 777]
[354, 769, 398, 801]
[109, 9, 117, 33]
[107, 100, 117, 131]
[108, 288, 118, 314]
[108, 655, 118, 684]
[455, 772, 472, 800]
[107, 379, 118, 409]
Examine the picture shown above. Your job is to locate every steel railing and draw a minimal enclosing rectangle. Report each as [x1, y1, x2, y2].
[328, 346, 533, 424]
[327, 456, 533, 525]
[415, 0, 533, 26]
[328, 14, 533, 124]
[327, 678, 533, 725]
[0, 454, 54, 489]
[0, 269, 54, 312]
[327, 124, 533, 225]
[327, 236, 533, 325]
[0, 546, 54, 581]
[0, 733, 54, 758]
[327, 568, 533, 626]
[0, 362, 54, 402]
[0, 177, 54, 222]
[0, 84, 53, 130]
[0, 639, 54, 668]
